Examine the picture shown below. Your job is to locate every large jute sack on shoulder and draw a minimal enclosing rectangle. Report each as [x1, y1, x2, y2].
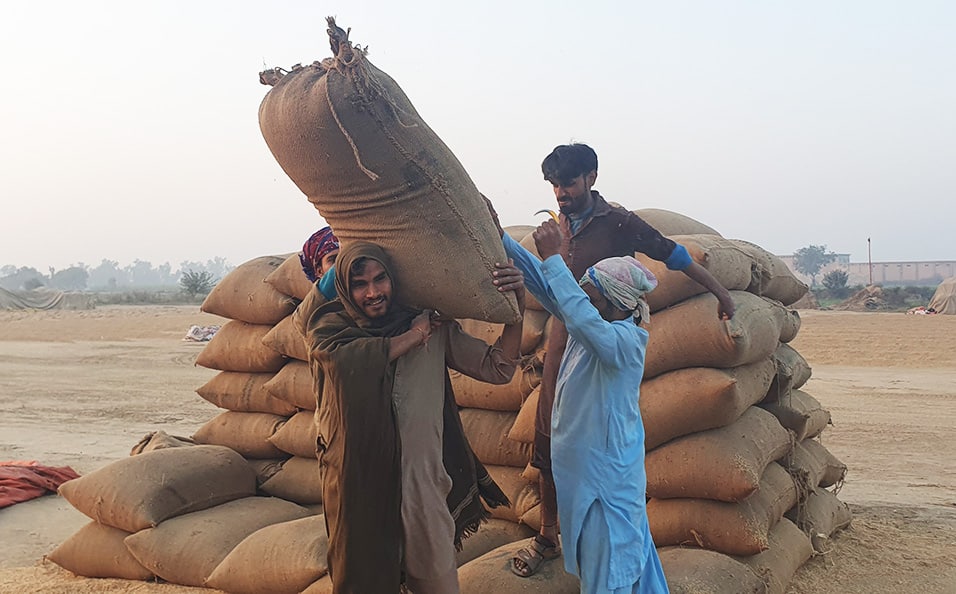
[458, 541, 580, 594]
[206, 514, 328, 594]
[264, 359, 317, 411]
[641, 359, 776, 450]
[460, 408, 533, 468]
[458, 308, 550, 356]
[734, 518, 813, 594]
[192, 411, 289, 459]
[507, 386, 539, 444]
[784, 486, 852, 553]
[647, 462, 797, 556]
[637, 234, 757, 312]
[201, 256, 298, 325]
[258, 23, 518, 324]
[264, 253, 314, 301]
[633, 208, 722, 236]
[262, 314, 310, 362]
[450, 361, 540, 412]
[644, 291, 800, 379]
[483, 465, 540, 524]
[268, 410, 319, 458]
[645, 407, 793, 502]
[455, 519, 535, 567]
[259, 456, 322, 505]
[58, 445, 256, 532]
[196, 371, 296, 416]
[658, 547, 767, 594]
[195, 320, 288, 373]
[124, 496, 312, 587]
[764, 343, 812, 403]
[731, 240, 809, 306]
[46, 521, 153, 580]
[759, 389, 830, 441]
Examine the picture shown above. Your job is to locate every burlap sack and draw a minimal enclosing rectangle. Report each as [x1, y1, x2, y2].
[460, 408, 533, 468]
[657, 547, 767, 594]
[458, 308, 550, 356]
[647, 462, 797, 556]
[258, 24, 518, 324]
[196, 371, 296, 415]
[192, 411, 289, 459]
[483, 465, 540, 524]
[451, 361, 540, 412]
[201, 256, 298, 325]
[129, 430, 195, 456]
[507, 386, 539, 444]
[301, 575, 333, 593]
[458, 541, 580, 594]
[636, 234, 757, 312]
[801, 439, 847, 488]
[645, 407, 793, 502]
[633, 208, 722, 236]
[195, 320, 288, 373]
[259, 456, 323, 505]
[262, 314, 309, 362]
[264, 253, 315, 301]
[264, 359, 317, 411]
[124, 496, 312, 587]
[782, 439, 828, 498]
[46, 521, 153, 580]
[246, 458, 285, 487]
[759, 389, 830, 441]
[205, 514, 328, 594]
[642, 359, 776, 451]
[732, 240, 809, 306]
[763, 343, 812, 403]
[784, 487, 852, 553]
[644, 291, 799, 379]
[58, 445, 256, 532]
[734, 518, 813, 594]
[268, 410, 319, 458]
[455, 518, 536, 567]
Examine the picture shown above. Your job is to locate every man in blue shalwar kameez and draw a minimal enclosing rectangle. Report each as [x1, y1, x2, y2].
[494, 219, 670, 594]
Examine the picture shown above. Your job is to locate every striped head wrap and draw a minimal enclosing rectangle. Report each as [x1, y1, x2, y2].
[579, 256, 658, 322]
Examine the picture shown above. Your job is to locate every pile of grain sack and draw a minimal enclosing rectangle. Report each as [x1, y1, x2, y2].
[44, 212, 850, 593]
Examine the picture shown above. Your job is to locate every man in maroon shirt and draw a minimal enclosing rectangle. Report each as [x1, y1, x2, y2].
[510, 143, 736, 577]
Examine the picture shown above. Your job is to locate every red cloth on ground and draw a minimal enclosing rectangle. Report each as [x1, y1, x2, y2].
[0, 460, 80, 508]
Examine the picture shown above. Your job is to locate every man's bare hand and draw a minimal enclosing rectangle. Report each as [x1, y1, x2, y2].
[492, 260, 526, 312]
[533, 220, 564, 260]
[717, 294, 736, 320]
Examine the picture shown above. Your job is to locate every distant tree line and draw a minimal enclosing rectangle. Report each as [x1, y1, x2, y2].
[0, 257, 234, 292]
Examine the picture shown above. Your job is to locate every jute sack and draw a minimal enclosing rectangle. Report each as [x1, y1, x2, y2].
[759, 389, 830, 441]
[801, 439, 847, 488]
[657, 547, 767, 594]
[265, 253, 315, 301]
[644, 291, 799, 379]
[763, 343, 812, 403]
[301, 575, 333, 593]
[633, 208, 722, 236]
[460, 408, 533, 468]
[782, 439, 828, 498]
[451, 361, 541, 412]
[784, 486, 852, 553]
[455, 518, 535, 567]
[247, 458, 284, 486]
[195, 320, 288, 373]
[734, 518, 813, 594]
[206, 514, 328, 594]
[645, 407, 793, 502]
[458, 308, 550, 356]
[641, 359, 776, 451]
[262, 314, 309, 362]
[124, 496, 312, 588]
[258, 23, 518, 324]
[46, 521, 153, 580]
[202, 256, 298, 325]
[196, 371, 296, 416]
[58, 445, 256, 532]
[647, 462, 797, 556]
[268, 410, 319, 458]
[264, 359, 317, 411]
[192, 411, 289, 459]
[731, 240, 809, 306]
[504, 224, 536, 243]
[484, 465, 540, 524]
[129, 430, 195, 456]
[507, 386, 539, 444]
[636, 234, 757, 312]
[259, 456, 322, 505]
[458, 541, 580, 594]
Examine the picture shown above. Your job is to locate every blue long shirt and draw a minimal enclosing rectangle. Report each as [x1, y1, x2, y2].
[503, 233, 664, 591]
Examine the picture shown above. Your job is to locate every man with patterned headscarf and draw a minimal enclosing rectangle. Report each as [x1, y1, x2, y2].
[495, 219, 670, 594]
[300, 226, 340, 282]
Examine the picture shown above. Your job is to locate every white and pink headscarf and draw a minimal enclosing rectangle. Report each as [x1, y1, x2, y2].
[579, 256, 658, 322]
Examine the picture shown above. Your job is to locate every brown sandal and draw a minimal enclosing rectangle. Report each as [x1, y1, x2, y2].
[511, 535, 562, 577]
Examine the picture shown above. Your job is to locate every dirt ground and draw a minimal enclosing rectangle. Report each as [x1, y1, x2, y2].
[1, 306, 955, 593]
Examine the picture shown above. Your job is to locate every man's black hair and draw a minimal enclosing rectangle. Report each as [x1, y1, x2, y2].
[541, 143, 598, 186]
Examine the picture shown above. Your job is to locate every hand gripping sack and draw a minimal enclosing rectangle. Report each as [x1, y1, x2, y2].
[258, 19, 519, 323]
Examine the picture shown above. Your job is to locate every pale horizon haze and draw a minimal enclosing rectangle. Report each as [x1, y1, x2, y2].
[2, 1, 954, 272]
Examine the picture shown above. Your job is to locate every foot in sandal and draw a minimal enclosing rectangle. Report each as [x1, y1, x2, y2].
[511, 534, 562, 577]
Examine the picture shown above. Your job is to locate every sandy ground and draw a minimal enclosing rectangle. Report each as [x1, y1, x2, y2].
[1, 306, 955, 593]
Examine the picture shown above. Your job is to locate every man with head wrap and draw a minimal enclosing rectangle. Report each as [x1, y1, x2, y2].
[306, 241, 526, 594]
[494, 219, 670, 594]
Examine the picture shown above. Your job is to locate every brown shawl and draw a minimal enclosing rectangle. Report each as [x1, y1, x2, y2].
[307, 242, 508, 594]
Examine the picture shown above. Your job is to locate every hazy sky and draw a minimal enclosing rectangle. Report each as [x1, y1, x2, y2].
[2, 1, 953, 271]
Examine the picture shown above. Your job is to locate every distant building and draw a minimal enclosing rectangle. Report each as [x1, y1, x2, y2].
[776, 255, 956, 287]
